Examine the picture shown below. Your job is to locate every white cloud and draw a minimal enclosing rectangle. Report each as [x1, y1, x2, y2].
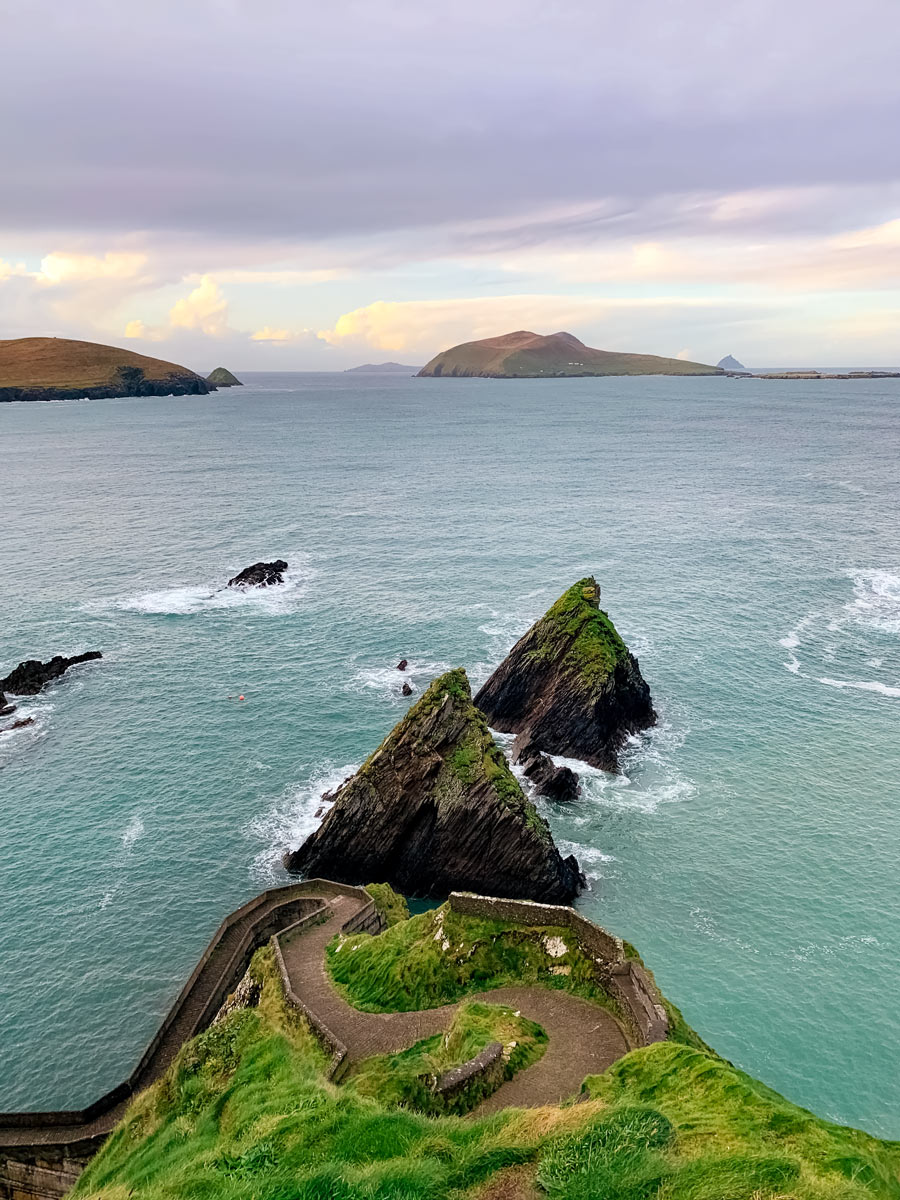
[167, 275, 229, 336]
[250, 326, 294, 342]
[34, 251, 149, 286]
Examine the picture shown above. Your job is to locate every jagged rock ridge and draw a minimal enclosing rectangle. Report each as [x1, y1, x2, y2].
[227, 560, 288, 587]
[1, 651, 102, 696]
[284, 668, 583, 902]
[475, 578, 655, 772]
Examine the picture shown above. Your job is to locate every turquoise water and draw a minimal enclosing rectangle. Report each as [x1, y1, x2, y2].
[1, 373, 898, 1135]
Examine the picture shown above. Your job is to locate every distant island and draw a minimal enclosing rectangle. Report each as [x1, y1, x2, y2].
[417, 331, 722, 378]
[207, 366, 243, 387]
[717, 354, 746, 370]
[344, 362, 421, 374]
[0, 337, 211, 402]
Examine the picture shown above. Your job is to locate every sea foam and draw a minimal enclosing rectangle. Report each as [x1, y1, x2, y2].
[105, 557, 314, 617]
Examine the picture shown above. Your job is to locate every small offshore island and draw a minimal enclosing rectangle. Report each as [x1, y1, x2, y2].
[418, 330, 722, 378]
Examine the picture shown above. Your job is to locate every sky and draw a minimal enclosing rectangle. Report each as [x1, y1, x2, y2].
[3, 0, 900, 370]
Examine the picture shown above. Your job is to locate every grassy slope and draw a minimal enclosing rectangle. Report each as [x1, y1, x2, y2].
[349, 1001, 547, 1115]
[527, 577, 632, 688]
[326, 904, 615, 1015]
[73, 940, 900, 1200]
[0, 337, 202, 388]
[419, 332, 720, 378]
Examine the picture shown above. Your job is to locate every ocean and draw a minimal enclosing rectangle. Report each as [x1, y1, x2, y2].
[1, 371, 898, 1135]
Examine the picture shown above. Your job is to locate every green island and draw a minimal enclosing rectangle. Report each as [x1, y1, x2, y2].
[71, 895, 900, 1200]
[417, 331, 722, 379]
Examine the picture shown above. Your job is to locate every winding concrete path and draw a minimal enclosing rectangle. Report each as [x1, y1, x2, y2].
[279, 894, 629, 1112]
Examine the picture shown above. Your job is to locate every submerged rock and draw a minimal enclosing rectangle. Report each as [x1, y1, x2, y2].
[2, 716, 35, 732]
[227, 559, 288, 588]
[284, 668, 583, 902]
[401, 681, 413, 696]
[474, 577, 655, 772]
[0, 651, 102, 696]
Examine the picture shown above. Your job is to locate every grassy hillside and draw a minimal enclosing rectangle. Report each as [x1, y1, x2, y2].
[418, 331, 721, 378]
[72, 938, 900, 1200]
[0, 337, 205, 389]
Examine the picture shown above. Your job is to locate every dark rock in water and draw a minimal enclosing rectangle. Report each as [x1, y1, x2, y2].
[2, 716, 35, 732]
[475, 577, 655, 772]
[227, 559, 288, 588]
[1, 651, 102, 696]
[397, 659, 409, 671]
[401, 681, 413, 696]
[284, 667, 583, 903]
[513, 736, 581, 802]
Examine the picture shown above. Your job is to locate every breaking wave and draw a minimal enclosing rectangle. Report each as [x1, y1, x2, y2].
[246, 761, 359, 885]
[98, 556, 314, 617]
[345, 658, 451, 705]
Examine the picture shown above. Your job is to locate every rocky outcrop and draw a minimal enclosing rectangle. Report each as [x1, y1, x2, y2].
[227, 559, 288, 587]
[1, 652, 102, 696]
[513, 738, 580, 802]
[474, 578, 655, 772]
[207, 367, 243, 387]
[716, 354, 746, 371]
[284, 668, 583, 902]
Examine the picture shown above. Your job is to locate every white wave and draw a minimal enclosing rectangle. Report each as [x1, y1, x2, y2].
[818, 676, 900, 699]
[690, 907, 760, 955]
[121, 813, 145, 852]
[0, 698, 54, 766]
[246, 761, 359, 884]
[847, 569, 900, 635]
[791, 933, 884, 963]
[344, 658, 450, 705]
[101, 556, 314, 616]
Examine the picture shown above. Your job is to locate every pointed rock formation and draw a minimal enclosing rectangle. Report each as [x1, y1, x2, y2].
[1, 651, 102, 696]
[716, 354, 746, 371]
[207, 366, 243, 387]
[284, 668, 583, 902]
[474, 578, 655, 772]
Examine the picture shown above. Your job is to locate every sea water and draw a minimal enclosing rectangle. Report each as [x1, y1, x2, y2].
[0, 372, 898, 1135]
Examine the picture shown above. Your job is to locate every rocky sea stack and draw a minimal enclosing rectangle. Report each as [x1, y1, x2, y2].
[207, 366, 243, 387]
[284, 668, 583, 902]
[475, 578, 655, 772]
[1, 651, 102, 696]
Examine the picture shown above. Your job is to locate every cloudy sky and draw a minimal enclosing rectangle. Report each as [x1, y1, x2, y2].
[3, 0, 900, 369]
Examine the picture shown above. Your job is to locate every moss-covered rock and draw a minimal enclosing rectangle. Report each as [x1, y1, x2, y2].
[284, 669, 583, 902]
[475, 578, 655, 771]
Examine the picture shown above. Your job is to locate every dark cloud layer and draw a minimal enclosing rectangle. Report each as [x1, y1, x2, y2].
[4, 0, 900, 244]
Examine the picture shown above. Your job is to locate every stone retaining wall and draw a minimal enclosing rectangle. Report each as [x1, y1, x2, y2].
[448, 892, 667, 1047]
[431, 1041, 506, 1108]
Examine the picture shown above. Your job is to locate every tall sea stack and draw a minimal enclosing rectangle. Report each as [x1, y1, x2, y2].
[475, 578, 655, 772]
[284, 668, 583, 903]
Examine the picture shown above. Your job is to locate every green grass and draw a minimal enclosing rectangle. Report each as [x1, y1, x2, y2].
[349, 1001, 547, 1115]
[365, 883, 410, 928]
[326, 904, 618, 1017]
[72, 942, 900, 1200]
[533, 579, 631, 688]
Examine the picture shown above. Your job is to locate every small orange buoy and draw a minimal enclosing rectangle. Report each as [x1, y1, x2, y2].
[239, 695, 245, 701]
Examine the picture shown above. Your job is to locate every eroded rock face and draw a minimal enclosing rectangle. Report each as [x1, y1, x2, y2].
[475, 578, 655, 772]
[227, 559, 288, 588]
[284, 668, 583, 902]
[513, 737, 581, 802]
[1, 651, 102, 696]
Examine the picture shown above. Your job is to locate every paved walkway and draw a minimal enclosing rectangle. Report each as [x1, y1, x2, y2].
[279, 895, 629, 1112]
